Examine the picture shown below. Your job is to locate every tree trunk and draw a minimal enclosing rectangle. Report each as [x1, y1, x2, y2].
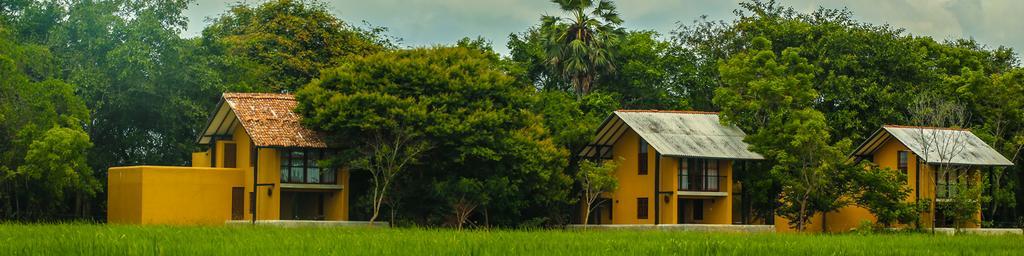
[582, 205, 591, 226]
[797, 195, 809, 232]
[369, 193, 383, 224]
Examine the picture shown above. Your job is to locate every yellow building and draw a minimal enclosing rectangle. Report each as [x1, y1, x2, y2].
[776, 125, 1013, 232]
[108, 93, 350, 225]
[578, 110, 764, 225]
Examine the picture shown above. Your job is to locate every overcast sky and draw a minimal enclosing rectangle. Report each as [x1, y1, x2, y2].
[181, 0, 1024, 57]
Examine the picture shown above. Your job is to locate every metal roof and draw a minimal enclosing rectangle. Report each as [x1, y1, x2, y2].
[196, 93, 328, 148]
[852, 125, 1013, 166]
[579, 110, 764, 160]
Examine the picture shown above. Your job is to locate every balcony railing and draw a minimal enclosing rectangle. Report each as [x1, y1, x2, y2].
[678, 174, 726, 192]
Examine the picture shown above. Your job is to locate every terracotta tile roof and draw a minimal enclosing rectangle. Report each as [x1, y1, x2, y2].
[223, 93, 328, 148]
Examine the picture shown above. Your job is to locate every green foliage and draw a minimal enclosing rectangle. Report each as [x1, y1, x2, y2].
[296, 46, 571, 227]
[852, 166, 926, 228]
[37, 0, 221, 178]
[938, 173, 987, 232]
[510, 28, 691, 109]
[0, 33, 96, 219]
[540, 0, 624, 99]
[18, 127, 97, 202]
[200, 0, 392, 93]
[577, 158, 618, 225]
[715, 36, 858, 231]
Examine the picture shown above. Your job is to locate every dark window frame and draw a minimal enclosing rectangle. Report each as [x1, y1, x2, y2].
[279, 149, 335, 184]
[637, 197, 649, 219]
[638, 138, 649, 175]
[897, 151, 909, 172]
[680, 159, 725, 192]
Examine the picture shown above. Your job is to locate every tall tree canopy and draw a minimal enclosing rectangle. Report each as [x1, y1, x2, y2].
[715, 37, 859, 231]
[40, 0, 218, 183]
[540, 0, 623, 99]
[200, 0, 393, 93]
[296, 45, 572, 227]
[0, 29, 97, 219]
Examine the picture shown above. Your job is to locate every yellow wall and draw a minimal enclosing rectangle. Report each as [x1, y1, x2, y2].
[325, 169, 350, 220]
[107, 167, 143, 224]
[702, 161, 733, 225]
[192, 151, 210, 168]
[607, 129, 655, 224]
[110, 116, 350, 224]
[776, 137, 982, 232]
[107, 166, 244, 225]
[599, 128, 735, 225]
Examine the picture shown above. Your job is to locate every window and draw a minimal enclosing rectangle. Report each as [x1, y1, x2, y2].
[678, 158, 688, 190]
[223, 143, 237, 168]
[680, 159, 725, 192]
[693, 200, 704, 220]
[936, 169, 963, 198]
[637, 198, 649, 219]
[897, 151, 909, 174]
[279, 150, 336, 184]
[688, 158, 704, 190]
[707, 160, 719, 191]
[638, 138, 649, 175]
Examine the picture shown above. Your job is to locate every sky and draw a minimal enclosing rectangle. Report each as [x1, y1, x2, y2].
[181, 0, 1024, 57]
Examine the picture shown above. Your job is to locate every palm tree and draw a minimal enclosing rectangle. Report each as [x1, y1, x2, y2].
[541, 0, 623, 100]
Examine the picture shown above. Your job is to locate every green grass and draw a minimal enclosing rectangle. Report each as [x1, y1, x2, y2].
[0, 224, 1022, 255]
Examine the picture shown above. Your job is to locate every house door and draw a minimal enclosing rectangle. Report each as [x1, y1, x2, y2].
[231, 187, 244, 220]
[280, 191, 326, 220]
[677, 198, 686, 224]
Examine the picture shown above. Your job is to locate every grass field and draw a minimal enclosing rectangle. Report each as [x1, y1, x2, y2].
[1, 224, 1022, 255]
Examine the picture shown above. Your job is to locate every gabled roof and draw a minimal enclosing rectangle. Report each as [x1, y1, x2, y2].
[579, 110, 764, 160]
[196, 93, 328, 148]
[851, 125, 1013, 166]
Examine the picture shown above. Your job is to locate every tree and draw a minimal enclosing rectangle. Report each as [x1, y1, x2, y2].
[938, 174, 986, 233]
[767, 110, 858, 232]
[958, 67, 1024, 225]
[200, 0, 392, 93]
[540, 0, 623, 100]
[296, 79, 430, 224]
[715, 37, 857, 232]
[576, 159, 618, 225]
[297, 46, 571, 227]
[852, 165, 927, 229]
[435, 178, 491, 230]
[907, 93, 973, 232]
[0, 32, 97, 219]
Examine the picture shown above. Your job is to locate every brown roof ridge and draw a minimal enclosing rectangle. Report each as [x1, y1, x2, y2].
[223, 92, 295, 100]
[883, 124, 969, 131]
[616, 109, 719, 115]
